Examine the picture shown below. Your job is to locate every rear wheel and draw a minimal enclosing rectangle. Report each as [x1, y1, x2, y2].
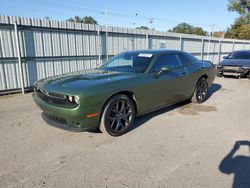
[191, 78, 208, 103]
[99, 95, 135, 136]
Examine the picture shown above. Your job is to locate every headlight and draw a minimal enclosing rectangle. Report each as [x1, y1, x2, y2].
[67, 95, 79, 104]
[241, 66, 250, 70]
[75, 96, 79, 104]
[68, 96, 74, 102]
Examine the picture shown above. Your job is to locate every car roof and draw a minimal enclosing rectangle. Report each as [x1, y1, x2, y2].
[122, 49, 184, 55]
[232, 50, 250, 53]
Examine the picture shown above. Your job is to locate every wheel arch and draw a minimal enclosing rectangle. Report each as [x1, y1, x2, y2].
[191, 74, 208, 95]
[200, 74, 208, 80]
[98, 90, 138, 123]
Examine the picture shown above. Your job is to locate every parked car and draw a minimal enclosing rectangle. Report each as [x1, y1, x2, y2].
[217, 50, 250, 79]
[33, 49, 215, 136]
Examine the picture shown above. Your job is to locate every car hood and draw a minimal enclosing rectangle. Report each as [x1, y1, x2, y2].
[219, 59, 250, 67]
[36, 69, 139, 93]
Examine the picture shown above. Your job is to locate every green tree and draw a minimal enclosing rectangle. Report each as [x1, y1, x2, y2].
[225, 0, 250, 39]
[193, 27, 207, 36]
[168, 23, 207, 36]
[228, 0, 250, 15]
[83, 16, 97, 24]
[136, 26, 149, 30]
[67, 16, 98, 24]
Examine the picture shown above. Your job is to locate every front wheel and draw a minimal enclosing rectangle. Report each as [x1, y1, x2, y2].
[191, 78, 208, 103]
[99, 95, 136, 136]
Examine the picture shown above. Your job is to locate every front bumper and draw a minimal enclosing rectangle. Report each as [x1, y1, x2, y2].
[217, 66, 250, 77]
[33, 92, 100, 131]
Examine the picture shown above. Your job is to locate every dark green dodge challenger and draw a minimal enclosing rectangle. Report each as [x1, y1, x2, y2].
[33, 49, 215, 136]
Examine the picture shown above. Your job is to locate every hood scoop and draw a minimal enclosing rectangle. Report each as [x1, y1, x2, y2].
[76, 71, 117, 80]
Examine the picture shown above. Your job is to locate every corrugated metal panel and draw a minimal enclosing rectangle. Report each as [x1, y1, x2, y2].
[33, 31, 44, 56]
[42, 32, 53, 56]
[183, 38, 202, 53]
[75, 33, 84, 56]
[234, 42, 245, 51]
[0, 29, 17, 57]
[68, 33, 76, 56]
[51, 32, 61, 56]
[60, 32, 69, 56]
[221, 41, 234, 52]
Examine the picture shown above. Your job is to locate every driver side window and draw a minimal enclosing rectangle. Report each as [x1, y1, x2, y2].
[152, 54, 182, 72]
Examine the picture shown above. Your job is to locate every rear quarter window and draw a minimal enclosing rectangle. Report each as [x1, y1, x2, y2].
[177, 53, 198, 66]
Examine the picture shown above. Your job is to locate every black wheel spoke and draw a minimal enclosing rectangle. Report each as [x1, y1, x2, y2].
[120, 100, 125, 112]
[115, 119, 122, 131]
[106, 98, 134, 133]
[196, 80, 208, 102]
[110, 119, 116, 129]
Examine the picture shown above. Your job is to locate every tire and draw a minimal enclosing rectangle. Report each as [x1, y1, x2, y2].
[216, 67, 222, 77]
[216, 71, 222, 77]
[191, 77, 209, 103]
[99, 94, 136, 136]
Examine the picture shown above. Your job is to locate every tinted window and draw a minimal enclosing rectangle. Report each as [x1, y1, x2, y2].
[227, 51, 250, 59]
[178, 53, 193, 65]
[184, 52, 198, 62]
[100, 52, 154, 73]
[152, 54, 182, 72]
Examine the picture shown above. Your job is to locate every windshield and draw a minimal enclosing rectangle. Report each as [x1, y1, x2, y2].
[227, 51, 250, 59]
[100, 52, 154, 73]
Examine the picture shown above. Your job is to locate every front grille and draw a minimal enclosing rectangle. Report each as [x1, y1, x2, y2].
[36, 90, 67, 105]
[43, 113, 67, 125]
[223, 66, 240, 71]
[35, 89, 76, 107]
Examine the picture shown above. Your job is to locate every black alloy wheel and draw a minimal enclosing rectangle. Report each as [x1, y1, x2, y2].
[100, 95, 135, 136]
[192, 78, 208, 103]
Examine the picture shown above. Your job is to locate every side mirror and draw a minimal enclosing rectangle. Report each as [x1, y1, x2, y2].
[155, 66, 171, 76]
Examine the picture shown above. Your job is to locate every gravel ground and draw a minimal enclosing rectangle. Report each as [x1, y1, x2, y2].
[0, 77, 250, 188]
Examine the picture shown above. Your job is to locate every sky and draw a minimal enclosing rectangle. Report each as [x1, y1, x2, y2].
[0, 0, 239, 32]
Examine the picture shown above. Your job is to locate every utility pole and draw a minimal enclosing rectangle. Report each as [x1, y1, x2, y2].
[207, 24, 215, 60]
[105, 2, 108, 61]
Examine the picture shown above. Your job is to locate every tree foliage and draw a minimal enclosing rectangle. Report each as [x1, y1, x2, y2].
[168, 23, 207, 36]
[225, 0, 250, 39]
[67, 16, 97, 24]
[136, 26, 149, 30]
[225, 16, 250, 39]
[228, 0, 250, 15]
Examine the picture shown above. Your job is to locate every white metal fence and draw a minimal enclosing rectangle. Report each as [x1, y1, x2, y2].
[0, 15, 249, 93]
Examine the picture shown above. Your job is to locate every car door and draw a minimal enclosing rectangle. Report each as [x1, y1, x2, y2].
[145, 53, 189, 110]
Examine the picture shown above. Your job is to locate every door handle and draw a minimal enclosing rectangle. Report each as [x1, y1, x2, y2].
[182, 72, 187, 75]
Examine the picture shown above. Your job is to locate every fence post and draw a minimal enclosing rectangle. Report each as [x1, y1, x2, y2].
[179, 37, 183, 50]
[14, 22, 25, 94]
[218, 40, 222, 64]
[201, 39, 204, 60]
[232, 41, 235, 51]
[207, 38, 211, 60]
[105, 26, 108, 61]
[97, 27, 101, 66]
[146, 33, 149, 49]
